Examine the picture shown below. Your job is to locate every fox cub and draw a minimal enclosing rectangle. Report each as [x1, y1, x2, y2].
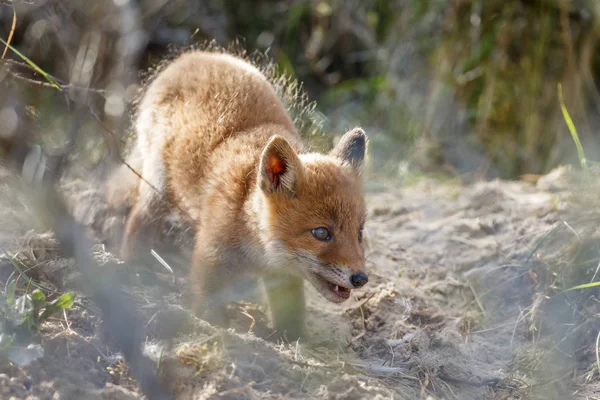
[107, 50, 369, 341]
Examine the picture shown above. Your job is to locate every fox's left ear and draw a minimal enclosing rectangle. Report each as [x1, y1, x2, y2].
[259, 135, 303, 195]
[330, 127, 367, 174]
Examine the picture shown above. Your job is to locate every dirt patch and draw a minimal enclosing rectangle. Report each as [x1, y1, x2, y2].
[1, 165, 595, 399]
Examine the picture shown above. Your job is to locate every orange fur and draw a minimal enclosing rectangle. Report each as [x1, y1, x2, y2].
[108, 50, 369, 341]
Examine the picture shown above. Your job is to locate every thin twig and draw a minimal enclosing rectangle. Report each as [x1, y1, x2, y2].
[2, 59, 109, 94]
[349, 363, 419, 380]
[347, 292, 376, 314]
[563, 221, 580, 240]
[156, 346, 164, 374]
[63, 308, 72, 331]
[215, 381, 256, 397]
[510, 308, 527, 348]
[590, 259, 600, 283]
[240, 309, 256, 335]
[299, 371, 311, 392]
[469, 283, 487, 318]
[4, 71, 62, 89]
[596, 330, 600, 378]
[150, 249, 174, 274]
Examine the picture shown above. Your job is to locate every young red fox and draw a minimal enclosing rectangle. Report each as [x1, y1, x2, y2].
[107, 50, 369, 340]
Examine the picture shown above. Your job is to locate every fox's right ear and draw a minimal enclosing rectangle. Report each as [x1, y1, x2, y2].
[330, 127, 367, 174]
[259, 136, 303, 195]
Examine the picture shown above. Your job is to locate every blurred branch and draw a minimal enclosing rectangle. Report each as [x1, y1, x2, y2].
[0, 1, 173, 397]
[0, 108, 175, 400]
[2, 61, 172, 215]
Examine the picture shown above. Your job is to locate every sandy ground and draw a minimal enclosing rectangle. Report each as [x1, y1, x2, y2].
[0, 165, 596, 400]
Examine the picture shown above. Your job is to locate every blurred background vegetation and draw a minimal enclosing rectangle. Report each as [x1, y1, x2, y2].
[2, 0, 600, 180]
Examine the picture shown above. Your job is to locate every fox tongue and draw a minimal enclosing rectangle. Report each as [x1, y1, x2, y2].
[333, 285, 351, 299]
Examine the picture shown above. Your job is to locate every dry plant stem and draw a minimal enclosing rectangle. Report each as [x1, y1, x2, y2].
[2, 62, 109, 95]
[1, 4, 16, 59]
[596, 330, 600, 377]
[3, 70, 61, 89]
[469, 283, 487, 317]
[350, 363, 419, 381]
[590, 259, 600, 283]
[215, 381, 256, 397]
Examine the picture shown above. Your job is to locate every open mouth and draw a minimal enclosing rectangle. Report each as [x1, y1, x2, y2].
[326, 281, 351, 299]
[307, 272, 352, 303]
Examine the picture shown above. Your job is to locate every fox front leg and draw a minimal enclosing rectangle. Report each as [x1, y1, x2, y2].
[189, 243, 231, 328]
[262, 272, 306, 342]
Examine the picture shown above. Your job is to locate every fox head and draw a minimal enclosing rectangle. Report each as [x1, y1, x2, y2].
[255, 128, 369, 303]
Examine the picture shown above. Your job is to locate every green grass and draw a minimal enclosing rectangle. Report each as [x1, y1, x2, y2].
[1, 277, 74, 341]
[558, 83, 586, 170]
[0, 36, 62, 91]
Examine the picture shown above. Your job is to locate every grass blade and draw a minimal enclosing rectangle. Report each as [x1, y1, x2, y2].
[525, 223, 563, 263]
[558, 82, 586, 169]
[3, 250, 54, 292]
[563, 281, 600, 292]
[1, 4, 16, 60]
[0, 37, 62, 91]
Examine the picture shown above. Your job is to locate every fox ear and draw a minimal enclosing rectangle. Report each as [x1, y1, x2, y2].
[259, 136, 303, 195]
[330, 127, 367, 173]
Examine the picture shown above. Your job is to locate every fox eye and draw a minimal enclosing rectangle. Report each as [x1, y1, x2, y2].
[358, 227, 364, 243]
[311, 227, 332, 241]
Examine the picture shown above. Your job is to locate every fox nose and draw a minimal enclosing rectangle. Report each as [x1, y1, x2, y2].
[350, 273, 368, 288]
